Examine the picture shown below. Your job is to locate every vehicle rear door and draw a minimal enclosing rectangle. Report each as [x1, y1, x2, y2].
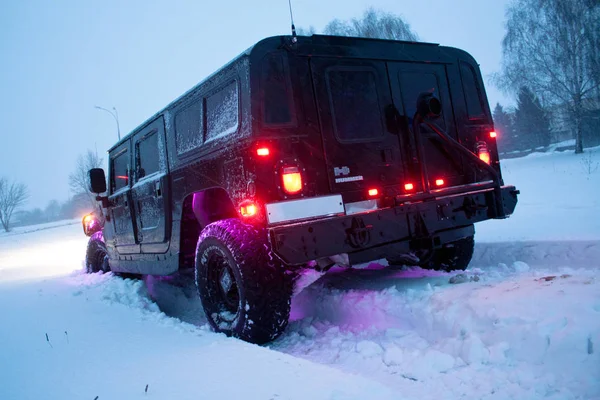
[131, 116, 170, 253]
[309, 58, 406, 197]
[387, 62, 466, 190]
[108, 141, 139, 254]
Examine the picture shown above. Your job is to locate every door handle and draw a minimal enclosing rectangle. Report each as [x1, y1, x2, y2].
[155, 181, 162, 198]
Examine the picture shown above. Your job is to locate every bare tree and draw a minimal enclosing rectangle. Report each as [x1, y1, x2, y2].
[0, 177, 29, 232]
[497, 0, 600, 153]
[68, 150, 104, 209]
[296, 26, 316, 36]
[323, 7, 418, 41]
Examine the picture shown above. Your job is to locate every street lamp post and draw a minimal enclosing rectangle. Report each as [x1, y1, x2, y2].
[95, 106, 121, 141]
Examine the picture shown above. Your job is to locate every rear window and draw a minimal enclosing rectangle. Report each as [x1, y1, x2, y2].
[205, 81, 239, 142]
[460, 62, 486, 119]
[111, 150, 129, 192]
[326, 68, 384, 142]
[398, 71, 446, 129]
[262, 54, 294, 125]
[175, 100, 203, 154]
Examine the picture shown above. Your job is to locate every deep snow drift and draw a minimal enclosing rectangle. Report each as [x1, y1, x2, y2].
[1, 147, 599, 399]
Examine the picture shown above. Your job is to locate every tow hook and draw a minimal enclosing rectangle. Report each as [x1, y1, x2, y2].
[346, 217, 373, 248]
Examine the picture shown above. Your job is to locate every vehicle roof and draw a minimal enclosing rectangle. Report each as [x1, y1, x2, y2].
[108, 35, 476, 153]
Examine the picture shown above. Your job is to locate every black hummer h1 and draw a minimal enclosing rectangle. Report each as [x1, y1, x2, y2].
[84, 35, 518, 344]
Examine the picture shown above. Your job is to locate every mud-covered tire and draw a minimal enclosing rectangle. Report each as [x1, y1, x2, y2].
[85, 231, 110, 273]
[423, 236, 475, 272]
[195, 218, 293, 344]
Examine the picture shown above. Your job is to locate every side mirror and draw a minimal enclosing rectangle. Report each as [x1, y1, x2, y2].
[88, 168, 107, 194]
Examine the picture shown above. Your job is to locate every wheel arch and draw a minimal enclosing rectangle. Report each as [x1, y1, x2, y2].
[178, 187, 239, 270]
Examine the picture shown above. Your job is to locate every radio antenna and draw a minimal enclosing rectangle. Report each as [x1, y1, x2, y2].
[288, 0, 297, 42]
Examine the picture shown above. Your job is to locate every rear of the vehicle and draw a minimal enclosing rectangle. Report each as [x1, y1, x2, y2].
[245, 35, 518, 268]
[193, 35, 519, 344]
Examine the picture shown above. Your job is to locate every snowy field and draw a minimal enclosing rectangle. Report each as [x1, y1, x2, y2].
[1, 148, 599, 400]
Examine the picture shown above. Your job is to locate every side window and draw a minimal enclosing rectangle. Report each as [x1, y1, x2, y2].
[398, 71, 446, 128]
[111, 150, 129, 192]
[175, 100, 203, 154]
[460, 62, 486, 119]
[136, 131, 160, 181]
[205, 81, 239, 142]
[326, 68, 384, 142]
[262, 54, 294, 125]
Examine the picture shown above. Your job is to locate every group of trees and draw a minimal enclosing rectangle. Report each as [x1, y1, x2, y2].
[493, 87, 553, 153]
[14, 194, 92, 228]
[497, 0, 600, 153]
[298, 8, 418, 41]
[1, 150, 102, 232]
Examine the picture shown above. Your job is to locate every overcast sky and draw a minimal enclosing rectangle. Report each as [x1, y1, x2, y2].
[0, 0, 512, 209]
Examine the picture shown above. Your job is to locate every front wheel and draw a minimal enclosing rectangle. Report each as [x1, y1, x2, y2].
[195, 219, 293, 344]
[85, 231, 110, 273]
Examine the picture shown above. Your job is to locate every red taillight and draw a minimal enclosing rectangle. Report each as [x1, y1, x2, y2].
[282, 166, 302, 194]
[489, 131, 497, 139]
[256, 147, 270, 156]
[240, 202, 258, 217]
[368, 188, 379, 197]
[435, 179, 445, 187]
[404, 183, 415, 191]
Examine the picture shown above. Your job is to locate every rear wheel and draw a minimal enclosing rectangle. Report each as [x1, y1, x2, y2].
[85, 231, 110, 273]
[195, 219, 293, 344]
[421, 236, 475, 272]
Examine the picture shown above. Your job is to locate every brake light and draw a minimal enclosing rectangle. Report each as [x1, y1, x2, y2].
[256, 147, 270, 156]
[282, 166, 302, 194]
[435, 179, 445, 187]
[240, 202, 258, 217]
[489, 131, 497, 139]
[368, 188, 379, 197]
[404, 183, 415, 191]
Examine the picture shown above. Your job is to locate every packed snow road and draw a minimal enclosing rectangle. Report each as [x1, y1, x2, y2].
[1, 148, 599, 399]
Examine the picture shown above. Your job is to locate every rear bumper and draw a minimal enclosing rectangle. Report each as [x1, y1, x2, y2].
[269, 185, 518, 265]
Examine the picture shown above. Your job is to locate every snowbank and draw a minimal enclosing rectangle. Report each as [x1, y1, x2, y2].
[275, 263, 600, 399]
[477, 146, 600, 242]
[0, 270, 396, 400]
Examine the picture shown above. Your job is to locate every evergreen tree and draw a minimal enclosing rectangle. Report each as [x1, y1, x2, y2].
[514, 87, 551, 149]
[492, 103, 515, 152]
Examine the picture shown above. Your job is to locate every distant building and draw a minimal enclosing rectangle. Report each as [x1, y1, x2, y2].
[548, 97, 600, 146]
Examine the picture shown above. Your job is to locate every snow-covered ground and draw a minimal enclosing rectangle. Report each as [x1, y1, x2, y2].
[1, 148, 599, 399]
[477, 145, 600, 242]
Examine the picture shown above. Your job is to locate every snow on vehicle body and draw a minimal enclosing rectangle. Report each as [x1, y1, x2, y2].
[84, 35, 518, 343]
